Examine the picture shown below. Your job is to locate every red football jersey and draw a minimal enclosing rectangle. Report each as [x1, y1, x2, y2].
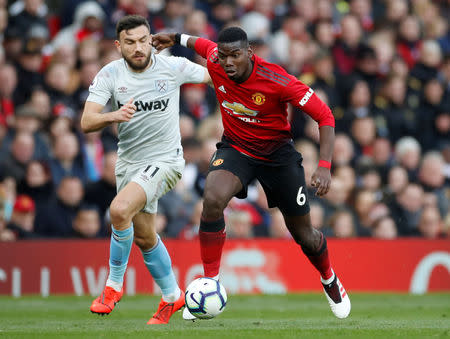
[194, 38, 335, 159]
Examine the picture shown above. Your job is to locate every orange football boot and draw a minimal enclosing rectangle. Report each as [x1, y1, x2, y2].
[90, 286, 123, 315]
[147, 291, 185, 325]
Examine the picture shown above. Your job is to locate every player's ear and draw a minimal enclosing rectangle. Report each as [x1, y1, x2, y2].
[247, 46, 254, 58]
[114, 40, 121, 52]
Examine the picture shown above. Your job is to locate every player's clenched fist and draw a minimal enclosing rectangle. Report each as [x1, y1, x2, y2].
[152, 33, 176, 52]
[114, 98, 136, 122]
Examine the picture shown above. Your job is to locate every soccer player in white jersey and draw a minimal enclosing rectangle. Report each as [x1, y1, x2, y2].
[81, 15, 211, 325]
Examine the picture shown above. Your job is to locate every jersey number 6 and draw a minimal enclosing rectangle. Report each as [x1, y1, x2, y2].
[296, 186, 306, 206]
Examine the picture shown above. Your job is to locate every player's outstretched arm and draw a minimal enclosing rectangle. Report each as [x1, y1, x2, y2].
[152, 33, 199, 52]
[81, 98, 136, 133]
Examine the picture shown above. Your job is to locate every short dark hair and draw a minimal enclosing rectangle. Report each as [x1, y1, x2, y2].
[218, 27, 248, 45]
[116, 15, 150, 39]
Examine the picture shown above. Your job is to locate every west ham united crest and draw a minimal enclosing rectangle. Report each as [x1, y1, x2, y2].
[155, 79, 168, 93]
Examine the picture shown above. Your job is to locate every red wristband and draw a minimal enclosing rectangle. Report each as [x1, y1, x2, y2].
[318, 160, 331, 169]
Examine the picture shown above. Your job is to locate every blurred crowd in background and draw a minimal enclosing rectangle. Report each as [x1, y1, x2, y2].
[0, 0, 449, 242]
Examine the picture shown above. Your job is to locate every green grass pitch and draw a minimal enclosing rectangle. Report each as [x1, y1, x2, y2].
[0, 293, 449, 338]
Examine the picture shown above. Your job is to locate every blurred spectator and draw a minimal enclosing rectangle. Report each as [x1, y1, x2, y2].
[334, 165, 356, 202]
[178, 198, 203, 240]
[49, 131, 87, 186]
[71, 203, 102, 238]
[370, 137, 393, 182]
[329, 209, 357, 238]
[34, 176, 84, 237]
[8, 0, 47, 38]
[295, 139, 318, 189]
[0, 185, 15, 241]
[336, 80, 372, 134]
[269, 208, 290, 239]
[353, 189, 376, 236]
[418, 151, 448, 218]
[350, 116, 376, 157]
[84, 151, 117, 227]
[0, 63, 17, 128]
[333, 14, 363, 75]
[332, 133, 355, 167]
[394, 137, 421, 182]
[396, 15, 422, 70]
[226, 209, 253, 239]
[17, 160, 53, 209]
[6, 194, 38, 239]
[374, 75, 416, 142]
[14, 38, 45, 106]
[28, 87, 51, 121]
[408, 40, 442, 94]
[386, 165, 409, 198]
[158, 179, 200, 238]
[391, 183, 424, 236]
[172, 9, 215, 60]
[73, 60, 100, 111]
[310, 201, 326, 232]
[81, 130, 104, 182]
[321, 176, 350, 220]
[416, 79, 446, 151]
[415, 206, 444, 239]
[313, 20, 336, 50]
[150, 0, 189, 33]
[180, 83, 214, 122]
[44, 62, 76, 109]
[193, 138, 217, 197]
[52, 1, 105, 50]
[271, 14, 307, 65]
[0, 131, 35, 182]
[372, 216, 398, 240]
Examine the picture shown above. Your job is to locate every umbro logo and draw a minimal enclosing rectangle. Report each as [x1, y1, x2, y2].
[219, 85, 226, 93]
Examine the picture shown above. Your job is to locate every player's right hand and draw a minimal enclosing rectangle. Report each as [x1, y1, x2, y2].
[152, 33, 176, 52]
[113, 98, 136, 122]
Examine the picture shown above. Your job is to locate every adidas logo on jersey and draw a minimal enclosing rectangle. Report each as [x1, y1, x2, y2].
[117, 99, 169, 112]
[219, 85, 226, 93]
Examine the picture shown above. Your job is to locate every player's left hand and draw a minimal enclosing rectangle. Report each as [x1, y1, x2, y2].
[152, 33, 176, 53]
[311, 167, 331, 197]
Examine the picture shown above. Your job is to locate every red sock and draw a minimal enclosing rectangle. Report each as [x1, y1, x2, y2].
[199, 229, 226, 278]
[303, 233, 333, 280]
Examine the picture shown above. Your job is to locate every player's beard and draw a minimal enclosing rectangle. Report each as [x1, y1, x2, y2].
[123, 52, 151, 71]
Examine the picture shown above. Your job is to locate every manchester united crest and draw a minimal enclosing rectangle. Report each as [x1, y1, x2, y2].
[252, 92, 266, 105]
[213, 159, 224, 166]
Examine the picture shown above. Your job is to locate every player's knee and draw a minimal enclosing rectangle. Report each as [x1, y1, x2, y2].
[110, 200, 132, 227]
[203, 191, 227, 216]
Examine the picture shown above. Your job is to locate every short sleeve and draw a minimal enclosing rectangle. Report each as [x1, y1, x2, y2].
[169, 56, 206, 85]
[86, 65, 114, 106]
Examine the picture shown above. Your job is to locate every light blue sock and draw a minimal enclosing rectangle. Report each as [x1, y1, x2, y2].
[107, 224, 134, 286]
[142, 235, 179, 300]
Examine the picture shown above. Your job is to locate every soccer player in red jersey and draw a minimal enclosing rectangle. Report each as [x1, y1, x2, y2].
[153, 27, 351, 319]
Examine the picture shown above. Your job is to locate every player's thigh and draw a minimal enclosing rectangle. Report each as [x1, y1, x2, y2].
[111, 181, 147, 217]
[130, 160, 184, 214]
[208, 144, 255, 200]
[257, 160, 310, 216]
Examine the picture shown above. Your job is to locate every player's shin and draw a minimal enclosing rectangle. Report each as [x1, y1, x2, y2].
[301, 232, 333, 280]
[141, 235, 180, 302]
[199, 217, 226, 279]
[106, 224, 134, 291]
